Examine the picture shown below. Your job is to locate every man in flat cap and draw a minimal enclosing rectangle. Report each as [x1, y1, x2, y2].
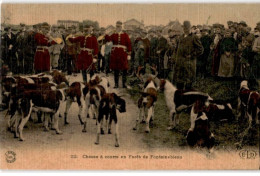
[109, 21, 132, 88]
[68, 25, 98, 83]
[173, 20, 203, 89]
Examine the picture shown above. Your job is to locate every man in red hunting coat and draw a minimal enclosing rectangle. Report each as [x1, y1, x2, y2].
[34, 23, 57, 73]
[69, 25, 98, 82]
[110, 21, 132, 88]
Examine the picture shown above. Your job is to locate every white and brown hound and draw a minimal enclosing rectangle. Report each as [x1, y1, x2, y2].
[95, 93, 126, 147]
[133, 76, 158, 133]
[238, 80, 260, 127]
[159, 79, 213, 130]
[9, 88, 64, 141]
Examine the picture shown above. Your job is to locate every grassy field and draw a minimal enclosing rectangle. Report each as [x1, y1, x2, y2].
[127, 75, 259, 150]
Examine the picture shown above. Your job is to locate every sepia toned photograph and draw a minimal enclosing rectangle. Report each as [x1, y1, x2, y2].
[0, 1, 259, 170]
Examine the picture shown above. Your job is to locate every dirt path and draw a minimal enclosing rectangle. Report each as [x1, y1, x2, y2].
[0, 73, 259, 170]
[0, 73, 148, 155]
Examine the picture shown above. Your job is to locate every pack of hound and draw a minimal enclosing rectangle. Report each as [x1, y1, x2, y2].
[1, 69, 259, 150]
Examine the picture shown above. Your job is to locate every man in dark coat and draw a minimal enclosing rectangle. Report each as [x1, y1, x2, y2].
[174, 21, 204, 89]
[16, 23, 28, 74]
[2, 26, 17, 74]
[66, 25, 80, 75]
[149, 29, 158, 73]
[134, 29, 150, 75]
[156, 29, 168, 78]
[109, 21, 132, 88]
[197, 25, 212, 78]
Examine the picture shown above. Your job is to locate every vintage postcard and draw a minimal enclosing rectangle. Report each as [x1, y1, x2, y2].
[0, 2, 259, 170]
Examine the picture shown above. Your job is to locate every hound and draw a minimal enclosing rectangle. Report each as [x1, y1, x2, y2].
[10, 89, 63, 141]
[133, 76, 158, 133]
[159, 79, 213, 130]
[238, 80, 260, 127]
[95, 93, 126, 147]
[187, 99, 215, 153]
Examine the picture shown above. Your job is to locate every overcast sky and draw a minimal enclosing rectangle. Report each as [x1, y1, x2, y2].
[1, 3, 260, 28]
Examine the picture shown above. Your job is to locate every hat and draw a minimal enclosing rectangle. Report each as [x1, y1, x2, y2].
[213, 23, 222, 29]
[4, 26, 11, 31]
[201, 25, 211, 31]
[227, 21, 233, 25]
[183, 21, 191, 29]
[116, 21, 122, 26]
[41, 22, 50, 29]
[239, 21, 247, 27]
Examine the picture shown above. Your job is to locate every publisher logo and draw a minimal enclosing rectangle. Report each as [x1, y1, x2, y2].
[5, 151, 16, 163]
[239, 150, 257, 159]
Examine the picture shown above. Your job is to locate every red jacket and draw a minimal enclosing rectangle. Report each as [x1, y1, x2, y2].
[69, 35, 98, 70]
[34, 33, 56, 72]
[109, 32, 131, 70]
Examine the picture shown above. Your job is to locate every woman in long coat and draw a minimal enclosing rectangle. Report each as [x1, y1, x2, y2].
[217, 29, 238, 78]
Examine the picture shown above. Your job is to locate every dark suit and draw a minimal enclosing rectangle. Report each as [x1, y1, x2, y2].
[2, 33, 17, 73]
